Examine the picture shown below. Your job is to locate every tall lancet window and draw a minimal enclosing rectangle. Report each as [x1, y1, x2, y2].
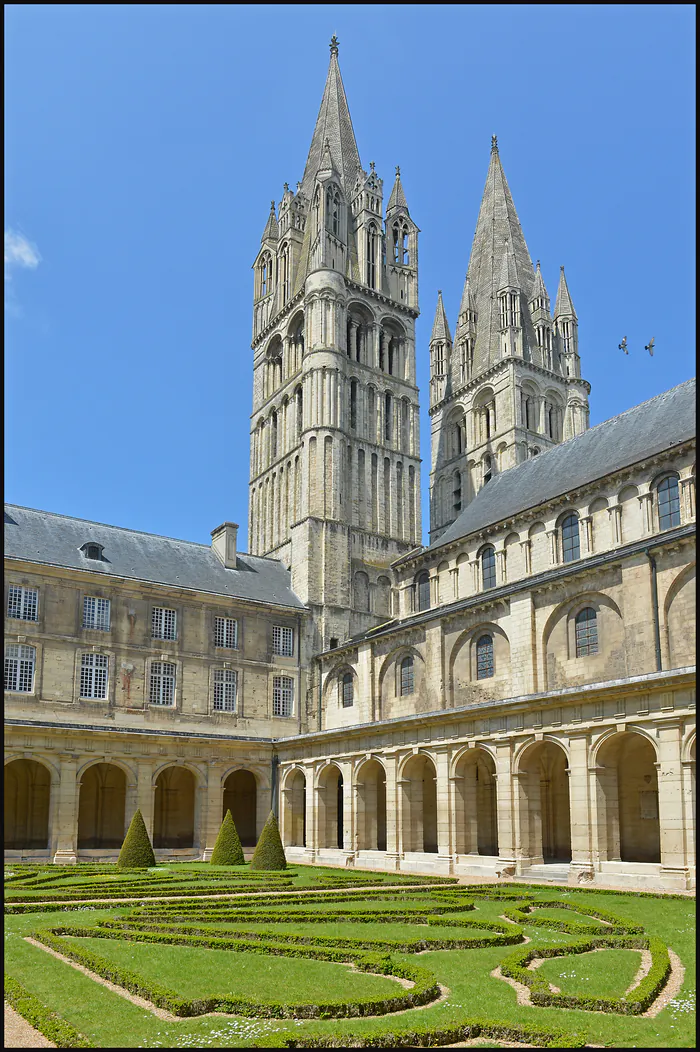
[384, 392, 393, 442]
[280, 243, 290, 304]
[402, 225, 410, 265]
[366, 224, 378, 288]
[392, 224, 401, 264]
[350, 380, 358, 431]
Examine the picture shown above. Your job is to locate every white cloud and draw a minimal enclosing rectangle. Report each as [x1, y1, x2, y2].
[4, 229, 41, 279]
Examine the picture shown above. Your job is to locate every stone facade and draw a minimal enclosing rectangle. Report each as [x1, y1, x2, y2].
[4, 40, 696, 891]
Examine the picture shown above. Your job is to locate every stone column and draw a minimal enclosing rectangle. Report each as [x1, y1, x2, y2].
[608, 503, 622, 545]
[679, 473, 695, 522]
[567, 734, 595, 884]
[657, 720, 689, 888]
[680, 754, 695, 880]
[305, 768, 317, 860]
[494, 744, 517, 873]
[638, 488, 654, 534]
[495, 547, 507, 585]
[52, 757, 79, 864]
[383, 754, 400, 869]
[580, 515, 593, 557]
[340, 760, 355, 861]
[546, 529, 558, 565]
[520, 538, 532, 575]
[136, 761, 156, 841]
[449, 567, 459, 600]
[435, 750, 453, 871]
[201, 763, 224, 861]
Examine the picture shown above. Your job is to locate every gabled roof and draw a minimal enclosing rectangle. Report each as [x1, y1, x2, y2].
[430, 291, 452, 343]
[554, 265, 577, 319]
[431, 378, 696, 550]
[4, 505, 306, 610]
[300, 48, 361, 200]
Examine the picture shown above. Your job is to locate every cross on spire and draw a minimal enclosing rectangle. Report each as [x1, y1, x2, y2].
[491, 134, 498, 151]
[329, 34, 339, 55]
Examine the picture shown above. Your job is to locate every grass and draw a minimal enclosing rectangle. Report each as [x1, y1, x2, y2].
[3, 864, 695, 1048]
[535, 947, 643, 999]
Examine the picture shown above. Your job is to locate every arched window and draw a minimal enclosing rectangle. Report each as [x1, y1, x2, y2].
[481, 546, 496, 589]
[476, 635, 494, 679]
[525, 396, 535, 431]
[340, 672, 354, 707]
[296, 387, 303, 439]
[366, 224, 378, 288]
[270, 410, 278, 459]
[657, 475, 681, 530]
[402, 225, 410, 265]
[575, 607, 598, 656]
[416, 571, 430, 612]
[483, 455, 492, 486]
[561, 514, 580, 562]
[280, 243, 290, 304]
[399, 655, 414, 695]
[453, 470, 462, 514]
[392, 224, 400, 263]
[350, 380, 358, 430]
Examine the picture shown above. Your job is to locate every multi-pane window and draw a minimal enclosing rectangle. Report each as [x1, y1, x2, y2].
[80, 653, 109, 699]
[341, 672, 354, 707]
[213, 669, 237, 712]
[657, 476, 681, 530]
[7, 585, 38, 622]
[476, 635, 494, 680]
[575, 608, 599, 657]
[4, 644, 36, 693]
[149, 661, 176, 706]
[481, 546, 497, 590]
[273, 675, 294, 717]
[272, 625, 294, 657]
[152, 607, 177, 641]
[561, 514, 580, 563]
[416, 572, 431, 612]
[83, 596, 111, 631]
[400, 655, 414, 696]
[214, 617, 238, 649]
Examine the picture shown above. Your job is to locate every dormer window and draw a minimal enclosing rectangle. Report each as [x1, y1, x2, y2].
[80, 543, 104, 561]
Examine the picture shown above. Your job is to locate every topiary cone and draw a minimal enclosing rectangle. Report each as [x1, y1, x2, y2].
[250, 810, 287, 871]
[117, 808, 156, 869]
[210, 809, 245, 866]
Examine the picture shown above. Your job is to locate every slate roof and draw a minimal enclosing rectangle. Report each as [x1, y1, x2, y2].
[4, 505, 306, 610]
[431, 378, 696, 551]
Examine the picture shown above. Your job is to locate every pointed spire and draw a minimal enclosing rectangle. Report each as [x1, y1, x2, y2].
[458, 274, 476, 317]
[531, 261, 549, 304]
[463, 138, 536, 371]
[497, 239, 519, 291]
[301, 42, 361, 198]
[431, 291, 452, 343]
[261, 200, 278, 243]
[387, 165, 409, 215]
[554, 265, 577, 319]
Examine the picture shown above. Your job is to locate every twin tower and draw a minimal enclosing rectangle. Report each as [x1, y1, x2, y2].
[248, 39, 590, 656]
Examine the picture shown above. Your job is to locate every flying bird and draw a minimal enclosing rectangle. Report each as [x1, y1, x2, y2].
[619, 336, 628, 354]
[645, 337, 655, 356]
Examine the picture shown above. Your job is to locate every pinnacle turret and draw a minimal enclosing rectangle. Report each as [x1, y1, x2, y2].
[386, 165, 409, 216]
[497, 240, 519, 291]
[458, 274, 476, 318]
[430, 291, 452, 343]
[260, 201, 278, 243]
[554, 265, 577, 320]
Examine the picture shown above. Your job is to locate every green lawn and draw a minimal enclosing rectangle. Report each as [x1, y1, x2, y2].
[4, 864, 695, 1048]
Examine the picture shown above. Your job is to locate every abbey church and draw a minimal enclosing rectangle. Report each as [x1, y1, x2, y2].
[5, 41, 696, 891]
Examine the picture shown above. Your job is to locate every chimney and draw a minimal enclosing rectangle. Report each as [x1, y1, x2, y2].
[211, 522, 239, 569]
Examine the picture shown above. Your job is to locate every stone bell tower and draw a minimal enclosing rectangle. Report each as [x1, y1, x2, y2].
[248, 37, 422, 655]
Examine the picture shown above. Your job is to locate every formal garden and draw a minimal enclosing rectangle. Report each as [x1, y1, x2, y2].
[4, 813, 695, 1048]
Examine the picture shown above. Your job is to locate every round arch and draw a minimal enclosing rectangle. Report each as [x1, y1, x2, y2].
[399, 752, 438, 853]
[316, 763, 344, 850]
[282, 767, 306, 848]
[354, 758, 387, 852]
[594, 731, 660, 864]
[78, 762, 127, 849]
[223, 768, 257, 847]
[153, 765, 197, 850]
[4, 757, 52, 851]
[516, 738, 571, 864]
[452, 747, 498, 857]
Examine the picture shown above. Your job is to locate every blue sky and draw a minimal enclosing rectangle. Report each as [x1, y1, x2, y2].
[5, 4, 695, 550]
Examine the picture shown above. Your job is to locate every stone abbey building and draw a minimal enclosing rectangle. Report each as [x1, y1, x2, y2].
[5, 42, 696, 891]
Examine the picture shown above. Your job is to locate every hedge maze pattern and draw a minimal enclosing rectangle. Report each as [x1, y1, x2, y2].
[3, 864, 690, 1049]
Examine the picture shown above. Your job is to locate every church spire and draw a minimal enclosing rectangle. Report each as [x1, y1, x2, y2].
[260, 200, 278, 244]
[464, 138, 536, 373]
[430, 290, 452, 343]
[300, 38, 362, 199]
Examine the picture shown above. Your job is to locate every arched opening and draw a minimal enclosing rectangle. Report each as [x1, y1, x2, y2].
[415, 571, 431, 612]
[401, 754, 438, 853]
[4, 758, 51, 850]
[596, 733, 660, 864]
[518, 740, 571, 864]
[154, 766, 196, 849]
[223, 769, 257, 847]
[453, 750, 498, 856]
[77, 763, 126, 849]
[318, 765, 344, 850]
[284, 769, 306, 847]
[356, 759, 387, 851]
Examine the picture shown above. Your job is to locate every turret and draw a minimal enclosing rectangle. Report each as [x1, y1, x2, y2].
[308, 139, 348, 276]
[454, 275, 477, 386]
[252, 201, 279, 339]
[352, 161, 384, 291]
[529, 262, 554, 370]
[554, 265, 580, 377]
[429, 290, 452, 407]
[385, 166, 419, 308]
[497, 240, 523, 359]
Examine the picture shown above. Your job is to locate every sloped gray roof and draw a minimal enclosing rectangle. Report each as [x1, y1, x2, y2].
[4, 505, 306, 609]
[432, 378, 696, 550]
